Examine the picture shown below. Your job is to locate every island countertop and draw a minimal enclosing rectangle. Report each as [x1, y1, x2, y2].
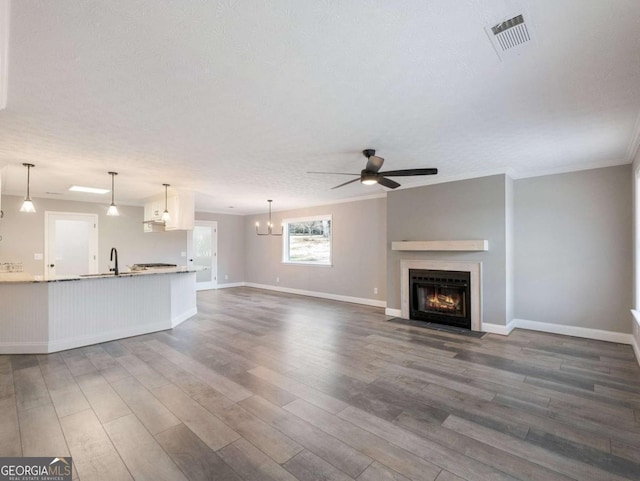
[0, 266, 200, 283]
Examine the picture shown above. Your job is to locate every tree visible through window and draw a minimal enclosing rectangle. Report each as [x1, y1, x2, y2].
[283, 215, 332, 265]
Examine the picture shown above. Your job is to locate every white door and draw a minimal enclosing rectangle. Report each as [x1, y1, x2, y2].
[45, 212, 98, 277]
[189, 221, 218, 291]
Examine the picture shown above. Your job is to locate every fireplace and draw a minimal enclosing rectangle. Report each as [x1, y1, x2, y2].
[401, 260, 481, 331]
[409, 269, 471, 329]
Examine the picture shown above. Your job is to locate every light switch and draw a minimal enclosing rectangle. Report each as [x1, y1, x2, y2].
[34, 253, 43, 260]
[180, 251, 186, 257]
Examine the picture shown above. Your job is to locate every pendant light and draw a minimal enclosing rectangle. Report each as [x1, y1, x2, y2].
[106, 172, 119, 216]
[161, 183, 171, 222]
[256, 200, 283, 236]
[20, 163, 36, 213]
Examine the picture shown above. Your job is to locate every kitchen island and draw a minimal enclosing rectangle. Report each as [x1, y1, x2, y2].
[0, 268, 197, 354]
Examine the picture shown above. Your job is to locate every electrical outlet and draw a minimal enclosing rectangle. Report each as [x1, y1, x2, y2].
[374, 287, 378, 295]
[276, 277, 280, 283]
[225, 274, 229, 280]
[34, 253, 43, 260]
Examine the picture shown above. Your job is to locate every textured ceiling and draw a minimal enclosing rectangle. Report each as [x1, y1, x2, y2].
[0, 0, 639, 214]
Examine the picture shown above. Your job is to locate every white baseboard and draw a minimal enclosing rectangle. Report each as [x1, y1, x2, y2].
[245, 282, 386, 308]
[385, 308, 402, 317]
[482, 320, 516, 336]
[0, 342, 50, 354]
[215, 282, 247, 289]
[511, 318, 634, 345]
[0, 321, 172, 354]
[172, 307, 198, 328]
[632, 334, 640, 366]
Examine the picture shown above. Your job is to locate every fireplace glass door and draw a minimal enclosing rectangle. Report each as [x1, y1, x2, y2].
[409, 269, 471, 329]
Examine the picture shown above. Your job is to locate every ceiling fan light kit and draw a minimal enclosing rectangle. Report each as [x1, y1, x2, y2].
[308, 149, 438, 190]
[361, 171, 378, 185]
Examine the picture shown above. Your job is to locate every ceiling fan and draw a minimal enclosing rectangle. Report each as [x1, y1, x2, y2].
[308, 149, 438, 189]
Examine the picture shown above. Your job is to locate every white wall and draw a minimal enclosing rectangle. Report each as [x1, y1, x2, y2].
[244, 197, 387, 304]
[632, 149, 640, 351]
[514, 165, 633, 333]
[195, 211, 245, 286]
[0, 195, 187, 275]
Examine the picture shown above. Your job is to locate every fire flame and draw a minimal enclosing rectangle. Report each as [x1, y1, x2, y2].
[428, 293, 459, 311]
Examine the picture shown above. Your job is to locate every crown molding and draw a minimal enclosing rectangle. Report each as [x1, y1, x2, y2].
[509, 157, 630, 180]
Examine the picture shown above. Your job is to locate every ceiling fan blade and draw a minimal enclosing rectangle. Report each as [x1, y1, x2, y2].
[378, 168, 438, 177]
[377, 176, 401, 189]
[331, 178, 361, 189]
[307, 171, 360, 176]
[365, 155, 384, 173]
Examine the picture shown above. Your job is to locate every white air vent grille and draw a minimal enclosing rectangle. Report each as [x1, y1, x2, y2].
[492, 15, 530, 51]
[485, 13, 535, 60]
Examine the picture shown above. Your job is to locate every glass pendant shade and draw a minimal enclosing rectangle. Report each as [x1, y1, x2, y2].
[107, 172, 120, 216]
[20, 163, 36, 213]
[107, 203, 119, 216]
[20, 199, 36, 213]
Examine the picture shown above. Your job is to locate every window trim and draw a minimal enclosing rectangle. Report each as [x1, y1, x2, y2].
[282, 214, 333, 266]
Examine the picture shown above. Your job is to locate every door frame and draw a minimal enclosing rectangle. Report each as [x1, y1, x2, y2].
[187, 220, 218, 291]
[44, 211, 99, 278]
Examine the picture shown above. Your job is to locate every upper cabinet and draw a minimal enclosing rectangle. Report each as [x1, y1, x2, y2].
[143, 190, 194, 232]
[164, 191, 194, 231]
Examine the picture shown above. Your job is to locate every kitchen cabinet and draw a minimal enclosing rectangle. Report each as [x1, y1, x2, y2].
[143, 191, 194, 232]
[143, 200, 164, 232]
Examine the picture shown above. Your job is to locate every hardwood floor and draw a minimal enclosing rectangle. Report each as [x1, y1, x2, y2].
[2, 287, 640, 480]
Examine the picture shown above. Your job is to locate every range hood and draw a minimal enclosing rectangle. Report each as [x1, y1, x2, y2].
[142, 219, 167, 232]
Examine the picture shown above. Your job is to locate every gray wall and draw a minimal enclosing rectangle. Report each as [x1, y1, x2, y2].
[387, 175, 509, 325]
[633, 151, 640, 347]
[0, 195, 187, 275]
[195, 212, 245, 285]
[514, 165, 633, 333]
[244, 197, 387, 302]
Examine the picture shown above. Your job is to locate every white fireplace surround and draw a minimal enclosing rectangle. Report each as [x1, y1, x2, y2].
[400, 259, 482, 332]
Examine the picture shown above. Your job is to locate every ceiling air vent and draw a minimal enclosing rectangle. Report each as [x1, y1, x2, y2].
[485, 13, 535, 60]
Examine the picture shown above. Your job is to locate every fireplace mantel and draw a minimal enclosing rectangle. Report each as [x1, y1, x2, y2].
[401, 259, 482, 331]
[392, 240, 488, 251]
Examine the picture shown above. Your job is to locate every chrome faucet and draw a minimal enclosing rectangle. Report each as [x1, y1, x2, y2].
[110, 247, 119, 275]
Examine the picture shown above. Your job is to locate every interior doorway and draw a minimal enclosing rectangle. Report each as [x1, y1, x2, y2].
[189, 221, 218, 290]
[45, 212, 98, 277]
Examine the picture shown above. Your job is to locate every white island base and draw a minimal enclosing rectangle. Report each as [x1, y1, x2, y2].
[0, 271, 196, 354]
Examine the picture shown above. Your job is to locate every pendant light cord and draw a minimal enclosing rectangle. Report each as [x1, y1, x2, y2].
[26, 164, 31, 199]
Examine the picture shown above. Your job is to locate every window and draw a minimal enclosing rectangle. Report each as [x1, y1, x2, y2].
[283, 215, 332, 266]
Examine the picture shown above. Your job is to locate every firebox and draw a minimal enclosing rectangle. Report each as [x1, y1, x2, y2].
[409, 269, 471, 329]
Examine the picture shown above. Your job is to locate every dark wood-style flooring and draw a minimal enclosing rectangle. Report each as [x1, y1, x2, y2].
[2, 287, 640, 480]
